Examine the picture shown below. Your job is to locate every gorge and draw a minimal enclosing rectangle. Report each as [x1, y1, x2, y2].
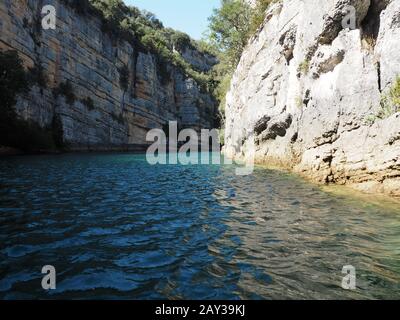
[0, 0, 400, 302]
[1, 0, 399, 198]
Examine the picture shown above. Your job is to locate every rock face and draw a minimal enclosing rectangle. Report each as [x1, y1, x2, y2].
[180, 46, 218, 73]
[225, 0, 400, 197]
[0, 0, 217, 150]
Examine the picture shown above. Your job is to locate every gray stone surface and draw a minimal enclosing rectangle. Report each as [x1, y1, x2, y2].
[179, 46, 218, 73]
[0, 0, 216, 149]
[225, 0, 400, 197]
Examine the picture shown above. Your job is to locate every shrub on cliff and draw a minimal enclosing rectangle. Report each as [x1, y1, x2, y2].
[208, 0, 253, 69]
[207, 0, 274, 67]
[27, 63, 48, 88]
[248, 0, 276, 37]
[206, 0, 275, 126]
[379, 76, 400, 119]
[54, 80, 76, 105]
[64, 0, 93, 15]
[365, 76, 400, 124]
[0, 50, 64, 152]
[171, 31, 192, 51]
[82, 0, 214, 90]
[0, 50, 28, 120]
[298, 59, 310, 75]
[388, 76, 400, 108]
[90, 0, 130, 31]
[81, 97, 95, 111]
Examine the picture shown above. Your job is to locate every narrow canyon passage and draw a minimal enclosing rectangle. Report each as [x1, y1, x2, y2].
[1, 0, 399, 305]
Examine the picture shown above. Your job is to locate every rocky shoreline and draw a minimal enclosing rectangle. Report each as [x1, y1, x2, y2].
[225, 0, 400, 198]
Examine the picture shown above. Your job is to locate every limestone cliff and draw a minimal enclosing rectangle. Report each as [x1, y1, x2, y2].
[0, 0, 217, 150]
[225, 0, 400, 197]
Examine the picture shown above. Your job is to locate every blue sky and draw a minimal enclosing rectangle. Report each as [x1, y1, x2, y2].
[124, 0, 221, 40]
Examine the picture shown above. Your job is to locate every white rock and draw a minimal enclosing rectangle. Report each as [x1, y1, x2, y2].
[225, 0, 400, 197]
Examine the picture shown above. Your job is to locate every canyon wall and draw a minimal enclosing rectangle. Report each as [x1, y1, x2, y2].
[225, 0, 400, 197]
[0, 0, 217, 150]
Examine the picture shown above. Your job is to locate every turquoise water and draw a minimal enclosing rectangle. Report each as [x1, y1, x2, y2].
[0, 153, 399, 299]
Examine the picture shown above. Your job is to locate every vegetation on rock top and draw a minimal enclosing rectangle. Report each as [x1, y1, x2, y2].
[63, 0, 275, 127]
[206, 0, 276, 126]
[63, 0, 217, 93]
[65, 0, 275, 126]
[365, 76, 400, 124]
[0, 0, 276, 153]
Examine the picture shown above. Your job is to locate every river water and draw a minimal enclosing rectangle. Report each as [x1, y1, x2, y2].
[0, 153, 399, 299]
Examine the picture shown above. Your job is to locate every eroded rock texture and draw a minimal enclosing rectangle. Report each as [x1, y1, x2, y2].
[0, 0, 217, 150]
[225, 0, 400, 197]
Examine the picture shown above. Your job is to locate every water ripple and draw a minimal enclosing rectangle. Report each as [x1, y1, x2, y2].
[0, 153, 399, 299]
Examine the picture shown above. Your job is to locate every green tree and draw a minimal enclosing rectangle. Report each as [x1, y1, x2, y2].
[208, 0, 252, 68]
[84, 0, 214, 90]
[171, 31, 192, 51]
[206, 0, 274, 130]
[248, 0, 275, 36]
[91, 0, 128, 23]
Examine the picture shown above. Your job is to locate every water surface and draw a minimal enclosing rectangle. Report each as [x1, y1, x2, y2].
[0, 153, 399, 299]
